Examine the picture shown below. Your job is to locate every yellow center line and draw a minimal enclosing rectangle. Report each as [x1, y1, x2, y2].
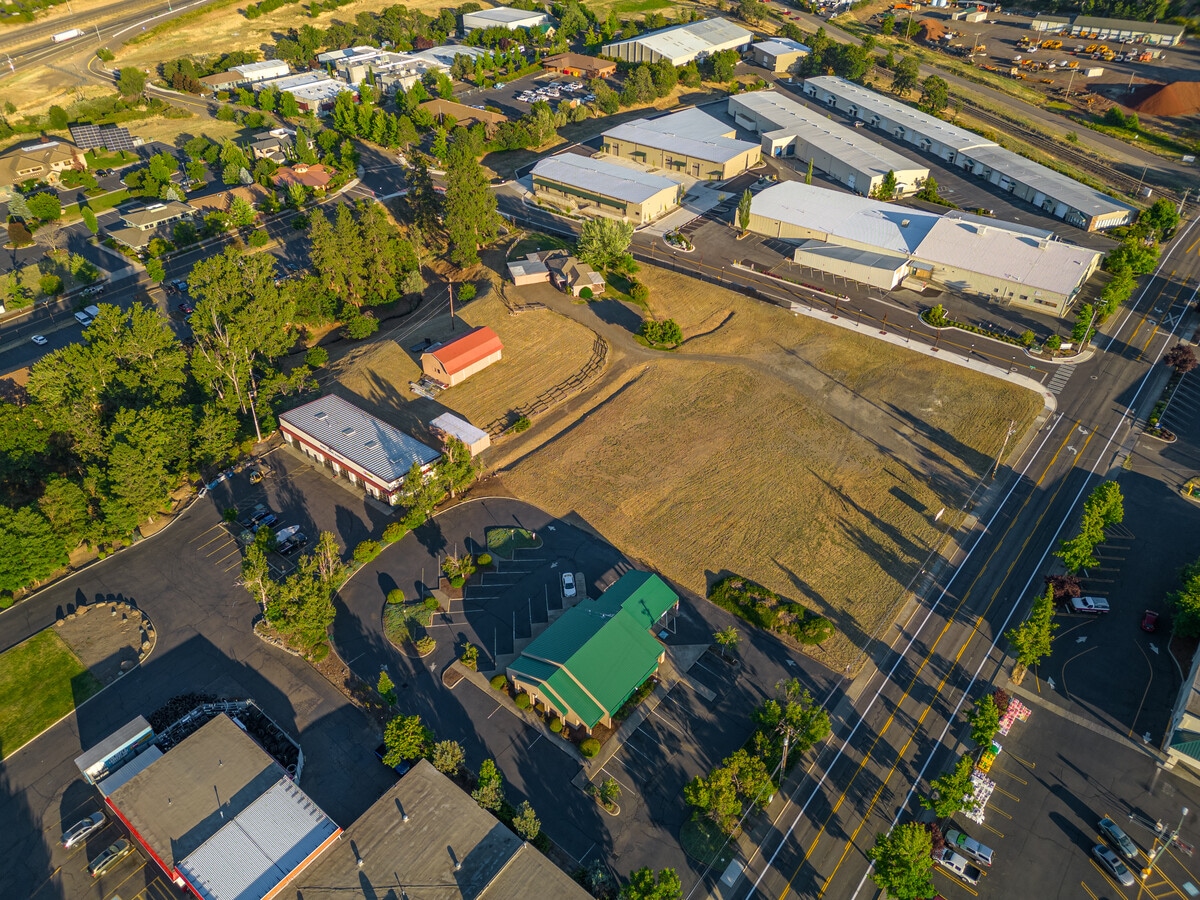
[1127, 270, 1174, 348]
[793, 424, 1093, 899]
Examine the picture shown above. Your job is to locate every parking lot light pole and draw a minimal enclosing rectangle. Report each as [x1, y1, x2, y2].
[1143, 807, 1188, 881]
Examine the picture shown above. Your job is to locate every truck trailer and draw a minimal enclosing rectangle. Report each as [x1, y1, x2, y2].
[51, 28, 84, 43]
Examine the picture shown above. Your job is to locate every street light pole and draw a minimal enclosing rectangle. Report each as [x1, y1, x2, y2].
[1143, 807, 1188, 881]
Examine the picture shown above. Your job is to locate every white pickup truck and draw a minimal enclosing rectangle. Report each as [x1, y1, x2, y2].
[1071, 595, 1110, 614]
[945, 829, 994, 867]
[935, 848, 982, 886]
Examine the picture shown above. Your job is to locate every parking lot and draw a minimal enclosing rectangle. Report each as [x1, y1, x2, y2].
[456, 69, 598, 120]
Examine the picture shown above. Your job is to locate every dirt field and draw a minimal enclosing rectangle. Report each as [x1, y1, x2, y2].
[334, 289, 602, 441]
[499, 270, 1043, 673]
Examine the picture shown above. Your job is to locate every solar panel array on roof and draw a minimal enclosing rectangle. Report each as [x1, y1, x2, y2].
[69, 123, 136, 151]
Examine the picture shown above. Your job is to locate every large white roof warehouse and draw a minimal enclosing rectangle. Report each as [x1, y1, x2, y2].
[602, 17, 751, 66]
[748, 181, 1102, 316]
[802, 76, 1138, 231]
[729, 92, 928, 197]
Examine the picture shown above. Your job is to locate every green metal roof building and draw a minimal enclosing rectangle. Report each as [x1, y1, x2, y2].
[507, 571, 679, 733]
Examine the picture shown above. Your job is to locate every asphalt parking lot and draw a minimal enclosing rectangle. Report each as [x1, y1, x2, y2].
[456, 70, 599, 120]
[334, 497, 843, 889]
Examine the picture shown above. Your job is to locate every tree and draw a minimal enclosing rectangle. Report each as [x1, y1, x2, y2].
[27, 192, 61, 222]
[81, 207, 99, 235]
[0, 505, 68, 594]
[512, 800, 541, 841]
[1005, 585, 1058, 679]
[619, 867, 683, 900]
[871, 170, 898, 201]
[444, 138, 500, 267]
[1141, 198, 1180, 242]
[967, 694, 1000, 747]
[714, 625, 740, 659]
[599, 776, 622, 808]
[1171, 558, 1200, 638]
[577, 217, 634, 271]
[683, 765, 742, 833]
[228, 196, 256, 228]
[737, 188, 753, 235]
[805, 158, 813, 185]
[377, 669, 396, 704]
[921, 754, 975, 818]
[1167, 343, 1198, 374]
[622, 65, 657, 105]
[117, 67, 146, 96]
[867, 823, 936, 900]
[919, 75, 950, 114]
[432, 739, 465, 775]
[709, 48, 738, 82]
[752, 678, 831, 772]
[736, 0, 767, 23]
[383, 713, 433, 766]
[891, 55, 920, 96]
[145, 258, 166, 283]
[472, 758, 505, 810]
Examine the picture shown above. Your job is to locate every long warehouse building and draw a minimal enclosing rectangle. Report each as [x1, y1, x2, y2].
[602, 108, 761, 181]
[748, 180, 1102, 316]
[728, 91, 929, 198]
[601, 17, 751, 65]
[802, 76, 1138, 231]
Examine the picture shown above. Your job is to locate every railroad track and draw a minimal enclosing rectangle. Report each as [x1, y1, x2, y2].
[962, 101, 1174, 202]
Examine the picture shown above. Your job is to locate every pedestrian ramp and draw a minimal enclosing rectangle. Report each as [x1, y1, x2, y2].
[1046, 366, 1075, 394]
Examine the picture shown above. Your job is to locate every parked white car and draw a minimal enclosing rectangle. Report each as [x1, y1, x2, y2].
[944, 829, 994, 867]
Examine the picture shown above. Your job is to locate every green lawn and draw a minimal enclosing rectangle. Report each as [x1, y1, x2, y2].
[0, 630, 102, 760]
[485, 526, 543, 559]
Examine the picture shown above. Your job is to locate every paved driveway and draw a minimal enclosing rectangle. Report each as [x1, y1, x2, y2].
[0, 465, 395, 900]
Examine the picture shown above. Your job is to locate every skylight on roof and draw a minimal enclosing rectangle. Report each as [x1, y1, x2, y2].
[342, 427, 355, 436]
[313, 411, 328, 419]
[363, 439, 378, 449]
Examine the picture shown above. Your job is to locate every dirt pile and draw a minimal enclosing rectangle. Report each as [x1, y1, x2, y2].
[1128, 81, 1200, 117]
[918, 19, 948, 43]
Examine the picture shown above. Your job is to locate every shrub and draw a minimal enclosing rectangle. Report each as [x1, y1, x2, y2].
[580, 738, 601, 758]
[925, 303, 948, 327]
[248, 229, 270, 247]
[310, 642, 331, 662]
[579, 287, 594, 300]
[343, 311, 379, 339]
[449, 575, 466, 588]
[39, 274, 63, 296]
[354, 540, 381, 565]
[796, 615, 836, 645]
[476, 553, 492, 567]
[458, 282, 476, 301]
[305, 346, 329, 367]
[386, 588, 405, 605]
[510, 415, 531, 434]
[515, 691, 531, 709]
[223, 507, 239, 522]
[424, 596, 440, 612]
[629, 281, 650, 303]
[1019, 329, 1036, 348]
[461, 643, 479, 670]
[1045, 335, 1062, 351]
[490, 674, 508, 691]
[416, 635, 436, 655]
[383, 522, 408, 543]
[383, 605, 411, 644]
[549, 716, 563, 733]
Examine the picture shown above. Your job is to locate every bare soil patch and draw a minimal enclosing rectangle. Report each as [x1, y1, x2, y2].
[501, 271, 1042, 672]
[56, 596, 153, 686]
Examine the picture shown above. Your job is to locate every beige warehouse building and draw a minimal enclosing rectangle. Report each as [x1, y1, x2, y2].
[601, 108, 761, 181]
[749, 181, 1102, 316]
[601, 17, 751, 66]
[750, 38, 811, 73]
[531, 154, 682, 224]
[729, 92, 928, 197]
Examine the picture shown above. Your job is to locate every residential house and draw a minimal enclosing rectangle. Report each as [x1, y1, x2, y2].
[0, 140, 86, 200]
[507, 571, 679, 733]
[420, 325, 503, 387]
[107, 200, 195, 250]
[419, 99, 509, 137]
[507, 253, 551, 286]
[545, 252, 605, 297]
[273, 163, 333, 190]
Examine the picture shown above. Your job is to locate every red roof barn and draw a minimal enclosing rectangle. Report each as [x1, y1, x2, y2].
[420, 325, 503, 387]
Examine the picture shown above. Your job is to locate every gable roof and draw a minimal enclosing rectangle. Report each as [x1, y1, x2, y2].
[424, 325, 503, 376]
[509, 571, 677, 728]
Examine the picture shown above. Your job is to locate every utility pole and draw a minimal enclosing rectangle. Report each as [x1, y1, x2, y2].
[1065, 66, 1077, 97]
[1178, 188, 1190, 218]
[448, 280, 455, 329]
[1143, 807, 1188, 881]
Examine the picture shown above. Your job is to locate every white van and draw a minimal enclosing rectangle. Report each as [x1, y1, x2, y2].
[74, 311, 93, 326]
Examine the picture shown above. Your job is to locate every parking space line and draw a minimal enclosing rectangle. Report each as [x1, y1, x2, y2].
[1005, 752, 1036, 769]
[619, 734, 660, 766]
[1080, 880, 1099, 900]
[932, 870, 978, 896]
[986, 804, 1013, 820]
[992, 767, 1028, 785]
[1088, 859, 1123, 893]
[105, 860, 148, 899]
[599, 765, 636, 796]
[991, 784, 1020, 802]
[197, 533, 233, 551]
[1166, 847, 1200, 887]
[651, 705, 688, 738]
[979, 821, 1004, 838]
[190, 523, 227, 543]
[487, 703, 503, 719]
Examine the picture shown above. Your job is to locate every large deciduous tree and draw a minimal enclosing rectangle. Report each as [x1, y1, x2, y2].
[867, 823, 936, 900]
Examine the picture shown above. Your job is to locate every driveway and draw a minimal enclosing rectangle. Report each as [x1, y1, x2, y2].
[0, 466, 396, 900]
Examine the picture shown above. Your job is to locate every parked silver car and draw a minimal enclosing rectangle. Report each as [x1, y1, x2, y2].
[1099, 816, 1139, 860]
[61, 812, 105, 849]
[88, 839, 134, 877]
[1093, 844, 1136, 887]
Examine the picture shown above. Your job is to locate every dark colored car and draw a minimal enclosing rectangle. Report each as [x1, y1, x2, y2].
[1142, 610, 1160, 632]
[177, 302, 193, 314]
[278, 533, 308, 556]
[374, 743, 412, 776]
[237, 506, 270, 529]
[251, 513, 277, 533]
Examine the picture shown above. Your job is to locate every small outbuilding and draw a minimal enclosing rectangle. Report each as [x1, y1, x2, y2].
[750, 38, 811, 74]
[420, 325, 504, 387]
[429, 412, 491, 456]
[541, 52, 616, 79]
[507, 253, 551, 285]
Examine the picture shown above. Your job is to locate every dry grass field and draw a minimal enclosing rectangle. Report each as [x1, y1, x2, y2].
[335, 291, 601, 439]
[500, 270, 1043, 672]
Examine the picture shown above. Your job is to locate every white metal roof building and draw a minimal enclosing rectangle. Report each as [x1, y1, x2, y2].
[531, 154, 682, 223]
[177, 779, 339, 900]
[748, 180, 1102, 315]
[462, 6, 551, 32]
[279, 395, 440, 504]
[231, 60, 290, 84]
[429, 412, 491, 456]
[602, 108, 761, 180]
[602, 17, 751, 66]
[729, 92, 929, 197]
[802, 76, 1137, 231]
[1069, 15, 1185, 45]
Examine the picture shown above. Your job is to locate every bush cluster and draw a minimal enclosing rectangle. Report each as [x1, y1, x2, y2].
[708, 576, 836, 647]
